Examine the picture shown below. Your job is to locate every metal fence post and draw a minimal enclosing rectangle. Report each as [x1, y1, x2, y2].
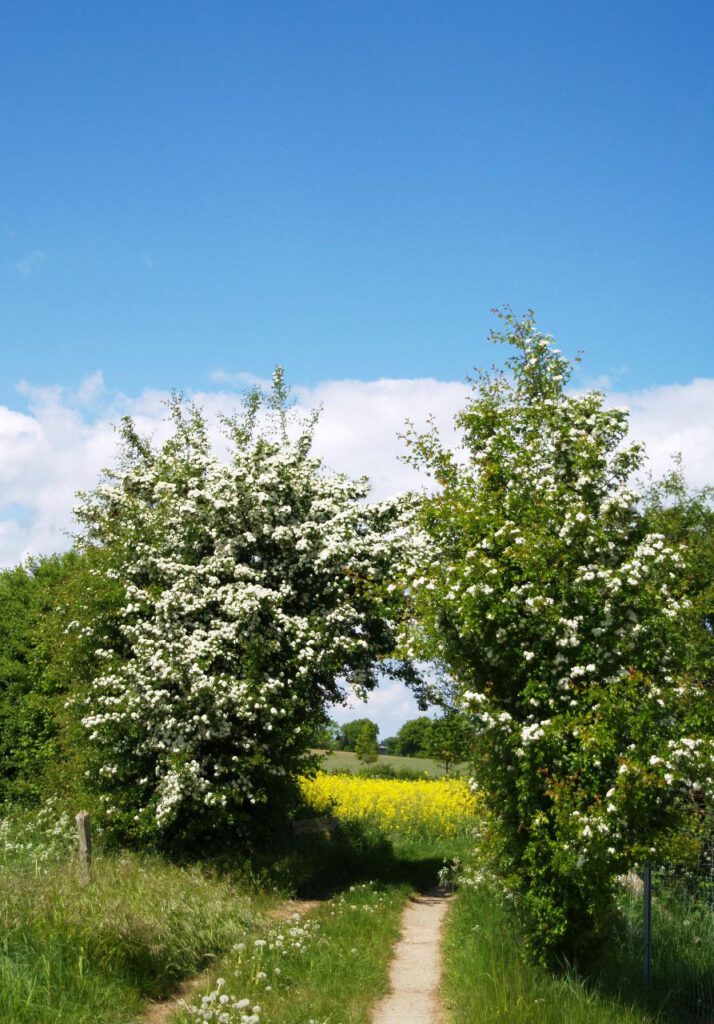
[643, 861, 652, 984]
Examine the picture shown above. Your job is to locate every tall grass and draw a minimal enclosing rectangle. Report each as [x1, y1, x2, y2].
[0, 791, 458, 1024]
[442, 870, 714, 1024]
[0, 777, 478, 1024]
[0, 839, 259, 1024]
[442, 880, 658, 1024]
[172, 880, 410, 1024]
[600, 873, 714, 1022]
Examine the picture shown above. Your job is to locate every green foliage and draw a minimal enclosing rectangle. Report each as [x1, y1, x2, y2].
[354, 761, 426, 780]
[426, 711, 472, 772]
[0, 551, 106, 806]
[392, 716, 433, 757]
[337, 717, 380, 752]
[0, 560, 45, 802]
[444, 852, 714, 1023]
[401, 310, 714, 963]
[355, 720, 379, 763]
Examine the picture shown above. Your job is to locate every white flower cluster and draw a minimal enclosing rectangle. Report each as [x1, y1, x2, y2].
[180, 979, 261, 1024]
[0, 798, 80, 868]
[401, 319, 714, 879]
[74, 382, 413, 834]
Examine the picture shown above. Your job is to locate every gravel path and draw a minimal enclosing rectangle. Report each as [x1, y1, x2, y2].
[370, 888, 452, 1024]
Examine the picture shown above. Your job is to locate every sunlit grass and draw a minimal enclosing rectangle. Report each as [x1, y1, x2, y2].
[171, 880, 410, 1024]
[442, 880, 658, 1024]
[0, 777, 480, 1024]
[442, 870, 714, 1024]
[0, 846, 261, 1024]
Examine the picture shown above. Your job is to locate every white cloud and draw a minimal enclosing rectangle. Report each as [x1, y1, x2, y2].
[2, 371, 713, 573]
[610, 378, 714, 489]
[15, 250, 47, 276]
[297, 377, 469, 499]
[76, 371, 106, 407]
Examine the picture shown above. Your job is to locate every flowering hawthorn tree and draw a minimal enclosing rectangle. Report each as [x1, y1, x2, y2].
[401, 311, 714, 961]
[73, 372, 415, 843]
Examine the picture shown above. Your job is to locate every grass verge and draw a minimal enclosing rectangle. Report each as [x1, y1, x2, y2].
[442, 880, 658, 1024]
[442, 862, 714, 1024]
[171, 879, 410, 1024]
[0, 849, 262, 1024]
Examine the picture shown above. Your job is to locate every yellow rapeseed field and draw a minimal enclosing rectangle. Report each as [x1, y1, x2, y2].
[299, 772, 479, 839]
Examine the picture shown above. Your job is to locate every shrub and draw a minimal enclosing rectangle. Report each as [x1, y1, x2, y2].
[71, 372, 416, 845]
[401, 310, 714, 961]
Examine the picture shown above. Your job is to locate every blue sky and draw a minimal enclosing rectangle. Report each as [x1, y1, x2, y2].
[2, 0, 714, 408]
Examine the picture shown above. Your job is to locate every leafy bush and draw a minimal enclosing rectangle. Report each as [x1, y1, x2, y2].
[70, 372, 415, 845]
[354, 720, 379, 764]
[390, 716, 433, 756]
[401, 310, 714, 961]
[334, 717, 380, 752]
[0, 554, 81, 804]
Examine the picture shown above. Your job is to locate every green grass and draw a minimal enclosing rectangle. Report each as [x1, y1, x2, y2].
[442, 880, 658, 1024]
[0, 848, 264, 1024]
[169, 824, 472, 1024]
[0, 797, 457, 1024]
[171, 879, 411, 1024]
[601, 876, 714, 1023]
[21, 789, 713, 1024]
[442, 874, 714, 1024]
[315, 748, 465, 777]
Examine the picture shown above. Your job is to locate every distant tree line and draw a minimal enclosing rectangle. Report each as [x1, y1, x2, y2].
[314, 713, 473, 772]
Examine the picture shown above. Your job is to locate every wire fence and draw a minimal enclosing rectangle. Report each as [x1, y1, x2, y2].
[615, 836, 714, 1022]
[645, 854, 714, 1020]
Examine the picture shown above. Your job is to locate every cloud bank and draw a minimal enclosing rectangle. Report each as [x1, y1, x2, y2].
[2, 371, 712, 572]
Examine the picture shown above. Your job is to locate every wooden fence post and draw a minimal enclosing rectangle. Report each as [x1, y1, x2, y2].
[76, 811, 92, 882]
[643, 861, 652, 984]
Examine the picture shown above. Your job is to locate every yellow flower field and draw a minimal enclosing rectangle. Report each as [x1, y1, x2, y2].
[299, 772, 479, 839]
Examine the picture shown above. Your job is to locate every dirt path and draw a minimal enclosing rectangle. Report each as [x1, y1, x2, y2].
[370, 888, 452, 1024]
[137, 898, 322, 1024]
